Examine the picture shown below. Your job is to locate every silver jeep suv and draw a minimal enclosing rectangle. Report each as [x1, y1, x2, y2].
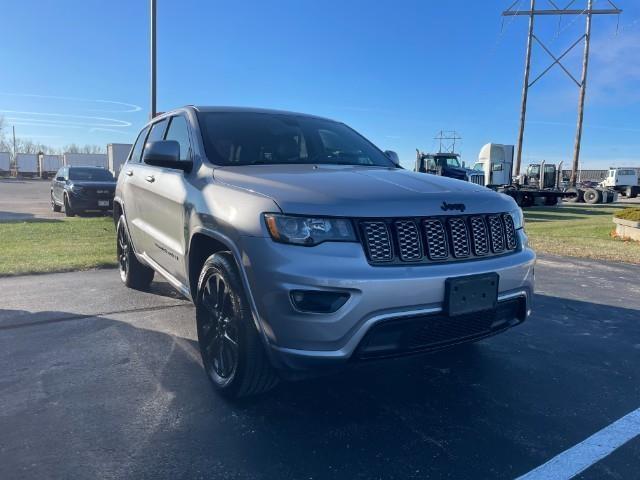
[115, 106, 535, 397]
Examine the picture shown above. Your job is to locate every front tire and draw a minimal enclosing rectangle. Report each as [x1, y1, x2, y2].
[51, 192, 61, 212]
[196, 252, 278, 398]
[63, 194, 76, 217]
[116, 216, 154, 290]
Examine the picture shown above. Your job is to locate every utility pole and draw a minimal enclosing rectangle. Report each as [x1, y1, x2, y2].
[503, 0, 622, 184]
[12, 125, 17, 173]
[150, 0, 157, 119]
[514, 0, 535, 178]
[571, 0, 593, 186]
[434, 130, 462, 154]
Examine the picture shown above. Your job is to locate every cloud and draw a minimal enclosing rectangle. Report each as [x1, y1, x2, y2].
[0, 93, 141, 113]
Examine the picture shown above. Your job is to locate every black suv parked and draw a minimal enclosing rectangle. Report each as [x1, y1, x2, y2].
[51, 166, 116, 216]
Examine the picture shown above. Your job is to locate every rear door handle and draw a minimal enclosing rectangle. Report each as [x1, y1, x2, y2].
[145, 175, 155, 183]
[125, 169, 133, 176]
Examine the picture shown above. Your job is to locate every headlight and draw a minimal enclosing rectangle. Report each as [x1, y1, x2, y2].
[70, 184, 84, 193]
[509, 207, 525, 230]
[264, 214, 356, 246]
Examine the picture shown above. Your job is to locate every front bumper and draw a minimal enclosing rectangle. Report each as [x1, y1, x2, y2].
[239, 231, 535, 371]
[67, 192, 113, 211]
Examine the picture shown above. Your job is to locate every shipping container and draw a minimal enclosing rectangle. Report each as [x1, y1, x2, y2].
[0, 152, 10, 174]
[16, 153, 39, 176]
[39, 154, 63, 178]
[107, 143, 133, 177]
[63, 153, 108, 168]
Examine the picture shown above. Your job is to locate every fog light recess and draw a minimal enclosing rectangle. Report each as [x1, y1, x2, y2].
[290, 290, 350, 313]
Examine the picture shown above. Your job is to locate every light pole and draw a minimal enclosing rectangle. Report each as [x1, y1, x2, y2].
[150, 0, 157, 119]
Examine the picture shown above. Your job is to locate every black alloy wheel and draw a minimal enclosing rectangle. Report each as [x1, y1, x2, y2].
[199, 273, 240, 383]
[117, 219, 130, 283]
[116, 216, 154, 289]
[196, 253, 278, 397]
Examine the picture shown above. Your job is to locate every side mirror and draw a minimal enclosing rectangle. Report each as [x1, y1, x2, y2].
[462, 161, 466, 168]
[56, 176, 64, 181]
[384, 150, 401, 167]
[143, 140, 192, 172]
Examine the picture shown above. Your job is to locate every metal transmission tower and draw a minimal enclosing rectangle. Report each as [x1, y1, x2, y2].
[434, 130, 462, 154]
[503, 0, 622, 185]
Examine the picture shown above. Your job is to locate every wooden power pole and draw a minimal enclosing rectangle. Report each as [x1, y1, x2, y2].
[503, 0, 622, 184]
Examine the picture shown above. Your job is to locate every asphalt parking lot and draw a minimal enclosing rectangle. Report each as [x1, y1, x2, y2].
[1, 256, 639, 479]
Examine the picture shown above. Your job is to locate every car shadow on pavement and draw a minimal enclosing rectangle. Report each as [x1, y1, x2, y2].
[1, 293, 639, 479]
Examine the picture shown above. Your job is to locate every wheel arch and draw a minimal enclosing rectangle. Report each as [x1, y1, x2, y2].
[187, 228, 274, 356]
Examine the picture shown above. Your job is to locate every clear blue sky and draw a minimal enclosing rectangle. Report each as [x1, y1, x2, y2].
[0, 0, 638, 168]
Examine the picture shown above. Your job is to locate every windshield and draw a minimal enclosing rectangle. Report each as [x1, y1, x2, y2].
[197, 112, 395, 167]
[473, 162, 484, 171]
[433, 155, 461, 168]
[69, 168, 114, 181]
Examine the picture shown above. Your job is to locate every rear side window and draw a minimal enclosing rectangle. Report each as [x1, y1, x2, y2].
[129, 126, 150, 164]
[165, 116, 191, 162]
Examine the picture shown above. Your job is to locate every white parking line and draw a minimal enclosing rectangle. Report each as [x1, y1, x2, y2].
[516, 407, 640, 480]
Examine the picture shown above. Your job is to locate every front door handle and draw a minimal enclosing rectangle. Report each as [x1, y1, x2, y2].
[145, 175, 155, 183]
[125, 169, 133, 176]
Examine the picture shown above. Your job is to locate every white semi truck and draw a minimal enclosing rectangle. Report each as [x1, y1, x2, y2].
[63, 153, 108, 168]
[15, 153, 39, 177]
[471, 143, 569, 207]
[599, 168, 639, 198]
[107, 143, 133, 177]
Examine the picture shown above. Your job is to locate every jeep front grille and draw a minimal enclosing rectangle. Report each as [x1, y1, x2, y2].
[359, 213, 518, 265]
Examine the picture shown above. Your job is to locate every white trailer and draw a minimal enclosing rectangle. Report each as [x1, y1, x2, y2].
[15, 153, 39, 177]
[107, 143, 133, 177]
[63, 153, 108, 168]
[0, 152, 10, 174]
[39, 154, 63, 178]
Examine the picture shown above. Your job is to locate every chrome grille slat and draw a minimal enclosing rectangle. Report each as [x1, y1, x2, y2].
[395, 220, 422, 261]
[423, 219, 448, 260]
[488, 215, 505, 253]
[448, 218, 470, 258]
[360, 213, 517, 264]
[469, 216, 489, 256]
[503, 214, 517, 250]
[361, 221, 393, 262]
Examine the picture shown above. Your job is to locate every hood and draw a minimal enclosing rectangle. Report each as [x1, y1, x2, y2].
[214, 164, 516, 217]
[69, 181, 116, 189]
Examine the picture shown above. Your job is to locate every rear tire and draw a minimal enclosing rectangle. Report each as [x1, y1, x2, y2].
[564, 187, 582, 203]
[51, 192, 61, 212]
[116, 216, 154, 290]
[63, 194, 76, 217]
[629, 187, 639, 199]
[196, 252, 279, 398]
[583, 188, 601, 205]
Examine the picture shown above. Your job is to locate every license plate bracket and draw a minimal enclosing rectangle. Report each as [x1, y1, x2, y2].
[445, 273, 499, 316]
